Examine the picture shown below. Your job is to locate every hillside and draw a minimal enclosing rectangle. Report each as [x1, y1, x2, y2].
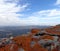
[0, 25, 60, 51]
[44, 24, 60, 35]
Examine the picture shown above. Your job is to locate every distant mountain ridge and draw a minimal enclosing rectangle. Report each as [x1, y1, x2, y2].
[0, 26, 50, 38]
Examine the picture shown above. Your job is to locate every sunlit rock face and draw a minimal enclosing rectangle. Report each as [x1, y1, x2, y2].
[31, 29, 41, 34]
[18, 48, 25, 51]
[52, 36, 59, 47]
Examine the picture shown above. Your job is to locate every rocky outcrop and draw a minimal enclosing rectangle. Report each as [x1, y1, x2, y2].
[0, 24, 60, 51]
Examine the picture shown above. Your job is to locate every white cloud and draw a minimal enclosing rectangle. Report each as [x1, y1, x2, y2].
[22, 9, 60, 26]
[0, 0, 60, 26]
[55, 0, 60, 5]
[39, 9, 60, 17]
[0, 0, 28, 26]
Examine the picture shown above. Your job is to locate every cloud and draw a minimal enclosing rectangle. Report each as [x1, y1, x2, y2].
[22, 9, 60, 26]
[0, 0, 60, 26]
[38, 9, 60, 17]
[0, 0, 28, 26]
[55, 0, 60, 5]
[5, 0, 20, 3]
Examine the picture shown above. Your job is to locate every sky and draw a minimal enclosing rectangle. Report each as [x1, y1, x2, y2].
[0, 0, 60, 26]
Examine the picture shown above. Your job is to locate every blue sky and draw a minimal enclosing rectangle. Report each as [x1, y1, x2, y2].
[19, 0, 56, 15]
[0, 0, 60, 26]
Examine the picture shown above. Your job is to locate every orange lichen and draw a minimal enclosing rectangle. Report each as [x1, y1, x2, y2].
[31, 29, 40, 34]
[42, 35, 54, 40]
[0, 25, 60, 51]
